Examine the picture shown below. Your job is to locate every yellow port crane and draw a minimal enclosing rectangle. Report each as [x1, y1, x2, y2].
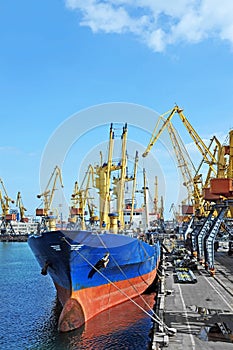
[70, 164, 95, 230]
[87, 196, 98, 224]
[36, 166, 64, 231]
[227, 130, 233, 179]
[199, 135, 230, 208]
[208, 130, 233, 216]
[0, 178, 15, 233]
[114, 150, 139, 230]
[142, 106, 222, 217]
[166, 119, 197, 208]
[142, 105, 218, 176]
[0, 178, 15, 217]
[145, 113, 203, 217]
[16, 191, 28, 222]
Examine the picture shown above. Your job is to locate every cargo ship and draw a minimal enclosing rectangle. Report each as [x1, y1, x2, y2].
[28, 229, 160, 332]
[28, 123, 160, 331]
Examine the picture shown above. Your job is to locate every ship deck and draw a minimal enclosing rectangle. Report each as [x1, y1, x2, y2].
[151, 240, 233, 349]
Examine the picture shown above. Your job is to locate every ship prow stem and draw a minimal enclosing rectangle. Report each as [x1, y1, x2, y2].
[58, 298, 85, 332]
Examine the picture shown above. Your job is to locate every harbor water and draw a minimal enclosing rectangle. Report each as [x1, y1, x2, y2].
[0, 242, 155, 350]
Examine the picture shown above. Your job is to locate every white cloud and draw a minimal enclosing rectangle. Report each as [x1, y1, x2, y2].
[0, 146, 21, 155]
[0, 146, 37, 157]
[65, 0, 233, 52]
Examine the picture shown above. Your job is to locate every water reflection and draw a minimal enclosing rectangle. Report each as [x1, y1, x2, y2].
[33, 293, 156, 350]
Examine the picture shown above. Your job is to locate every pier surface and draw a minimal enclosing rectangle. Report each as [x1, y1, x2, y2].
[152, 244, 233, 349]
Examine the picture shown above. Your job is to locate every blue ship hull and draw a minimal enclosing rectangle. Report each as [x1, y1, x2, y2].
[28, 230, 160, 331]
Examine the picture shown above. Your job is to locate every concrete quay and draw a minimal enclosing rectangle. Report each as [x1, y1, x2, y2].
[151, 244, 233, 350]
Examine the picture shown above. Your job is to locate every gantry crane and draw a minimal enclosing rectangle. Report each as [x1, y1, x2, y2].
[16, 192, 28, 222]
[0, 178, 15, 234]
[36, 166, 64, 231]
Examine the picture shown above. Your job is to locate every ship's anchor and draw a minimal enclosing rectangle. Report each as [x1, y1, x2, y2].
[41, 260, 51, 275]
[62, 237, 176, 337]
[88, 253, 110, 279]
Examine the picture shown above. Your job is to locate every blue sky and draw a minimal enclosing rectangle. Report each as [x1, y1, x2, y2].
[1, 0, 233, 219]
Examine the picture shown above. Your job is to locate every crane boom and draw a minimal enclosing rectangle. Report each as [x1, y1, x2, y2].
[0, 178, 14, 215]
[176, 108, 217, 171]
[166, 120, 195, 203]
[36, 166, 64, 231]
[142, 105, 217, 176]
[37, 165, 64, 215]
[0, 179, 16, 233]
[70, 164, 95, 230]
[142, 108, 177, 157]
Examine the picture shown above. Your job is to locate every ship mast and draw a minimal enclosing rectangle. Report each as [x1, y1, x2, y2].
[117, 123, 128, 227]
[154, 176, 158, 216]
[95, 124, 115, 229]
[143, 168, 149, 229]
[130, 151, 139, 224]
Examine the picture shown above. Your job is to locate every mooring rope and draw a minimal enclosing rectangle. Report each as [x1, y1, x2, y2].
[93, 232, 156, 313]
[62, 236, 171, 332]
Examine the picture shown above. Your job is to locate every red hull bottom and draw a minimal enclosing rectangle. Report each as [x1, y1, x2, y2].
[57, 269, 157, 332]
